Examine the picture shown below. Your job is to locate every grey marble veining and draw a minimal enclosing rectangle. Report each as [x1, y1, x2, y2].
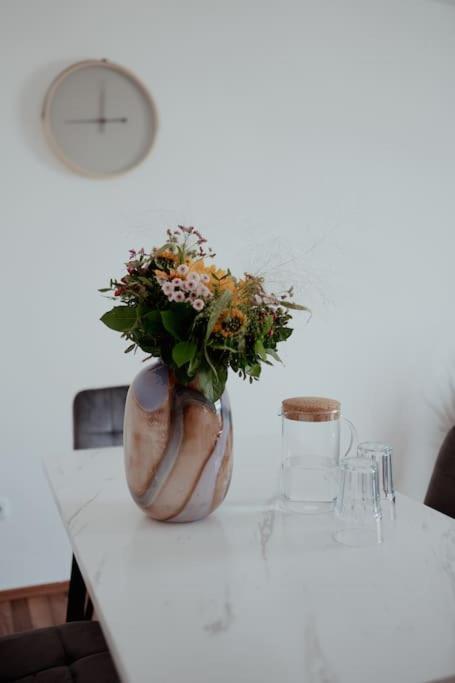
[94, 552, 109, 587]
[304, 613, 338, 683]
[66, 489, 102, 528]
[258, 508, 276, 563]
[204, 586, 235, 635]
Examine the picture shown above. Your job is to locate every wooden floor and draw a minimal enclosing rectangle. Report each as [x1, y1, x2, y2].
[0, 586, 68, 637]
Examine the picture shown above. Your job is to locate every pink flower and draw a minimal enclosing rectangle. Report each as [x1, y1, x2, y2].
[185, 279, 198, 291]
[187, 272, 200, 284]
[193, 230, 207, 243]
[192, 298, 204, 311]
[172, 291, 185, 303]
[200, 273, 210, 284]
[172, 278, 183, 287]
[176, 264, 189, 277]
[197, 284, 210, 298]
[162, 282, 174, 296]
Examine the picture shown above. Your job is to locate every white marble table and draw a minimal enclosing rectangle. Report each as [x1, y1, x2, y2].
[44, 436, 455, 683]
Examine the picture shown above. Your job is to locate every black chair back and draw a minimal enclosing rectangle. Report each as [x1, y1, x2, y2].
[424, 426, 455, 519]
[73, 386, 129, 450]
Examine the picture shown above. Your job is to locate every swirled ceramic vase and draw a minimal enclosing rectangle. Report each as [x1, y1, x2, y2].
[123, 361, 233, 522]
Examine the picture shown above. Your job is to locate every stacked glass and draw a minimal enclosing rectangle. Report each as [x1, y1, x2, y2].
[334, 442, 396, 546]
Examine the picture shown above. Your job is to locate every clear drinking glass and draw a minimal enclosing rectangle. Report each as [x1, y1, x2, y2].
[334, 456, 383, 546]
[280, 397, 356, 513]
[357, 441, 395, 521]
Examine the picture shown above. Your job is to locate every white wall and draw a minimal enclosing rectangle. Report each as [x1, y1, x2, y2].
[1, 0, 455, 590]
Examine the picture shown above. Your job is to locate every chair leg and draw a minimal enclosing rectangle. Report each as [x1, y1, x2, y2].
[85, 597, 94, 620]
[66, 555, 88, 622]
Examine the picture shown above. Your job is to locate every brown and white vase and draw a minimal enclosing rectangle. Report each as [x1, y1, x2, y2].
[123, 361, 233, 522]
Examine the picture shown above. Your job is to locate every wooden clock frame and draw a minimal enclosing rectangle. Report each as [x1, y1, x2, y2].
[41, 59, 158, 178]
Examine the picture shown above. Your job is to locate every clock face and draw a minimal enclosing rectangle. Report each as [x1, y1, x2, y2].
[42, 60, 158, 177]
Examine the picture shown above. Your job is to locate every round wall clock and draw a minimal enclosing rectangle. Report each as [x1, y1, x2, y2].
[42, 59, 158, 178]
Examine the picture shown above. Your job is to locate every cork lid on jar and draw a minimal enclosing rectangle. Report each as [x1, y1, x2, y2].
[281, 396, 341, 422]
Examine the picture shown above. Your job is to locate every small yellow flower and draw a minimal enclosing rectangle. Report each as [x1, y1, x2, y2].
[156, 249, 178, 262]
[154, 269, 169, 280]
[191, 261, 223, 281]
[213, 308, 247, 337]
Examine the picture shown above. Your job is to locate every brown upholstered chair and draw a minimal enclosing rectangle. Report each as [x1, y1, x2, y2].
[424, 426, 455, 519]
[0, 621, 119, 682]
[0, 388, 128, 681]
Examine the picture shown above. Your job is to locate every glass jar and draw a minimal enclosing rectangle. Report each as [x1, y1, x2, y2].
[280, 396, 356, 513]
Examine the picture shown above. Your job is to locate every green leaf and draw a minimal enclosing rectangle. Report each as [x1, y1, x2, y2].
[172, 341, 197, 368]
[246, 363, 261, 378]
[276, 327, 293, 342]
[98, 287, 112, 292]
[263, 315, 273, 335]
[254, 339, 268, 361]
[124, 343, 136, 354]
[161, 307, 193, 340]
[100, 306, 137, 332]
[138, 343, 160, 355]
[142, 310, 163, 335]
[266, 348, 282, 363]
[209, 343, 239, 353]
[281, 300, 311, 312]
[197, 367, 214, 402]
[205, 291, 232, 341]
[198, 364, 228, 403]
[188, 350, 201, 376]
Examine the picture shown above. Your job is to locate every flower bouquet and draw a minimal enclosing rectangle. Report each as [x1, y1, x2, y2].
[100, 226, 306, 402]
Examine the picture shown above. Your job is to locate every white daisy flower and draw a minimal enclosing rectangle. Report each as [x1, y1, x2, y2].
[162, 282, 174, 296]
[197, 284, 210, 298]
[176, 264, 189, 277]
[185, 279, 198, 291]
[187, 272, 200, 284]
[192, 298, 204, 311]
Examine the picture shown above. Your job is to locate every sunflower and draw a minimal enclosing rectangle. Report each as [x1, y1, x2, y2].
[190, 261, 232, 288]
[213, 308, 247, 337]
[155, 249, 178, 263]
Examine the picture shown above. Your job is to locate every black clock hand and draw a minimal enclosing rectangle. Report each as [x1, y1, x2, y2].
[64, 117, 128, 124]
[99, 83, 105, 133]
